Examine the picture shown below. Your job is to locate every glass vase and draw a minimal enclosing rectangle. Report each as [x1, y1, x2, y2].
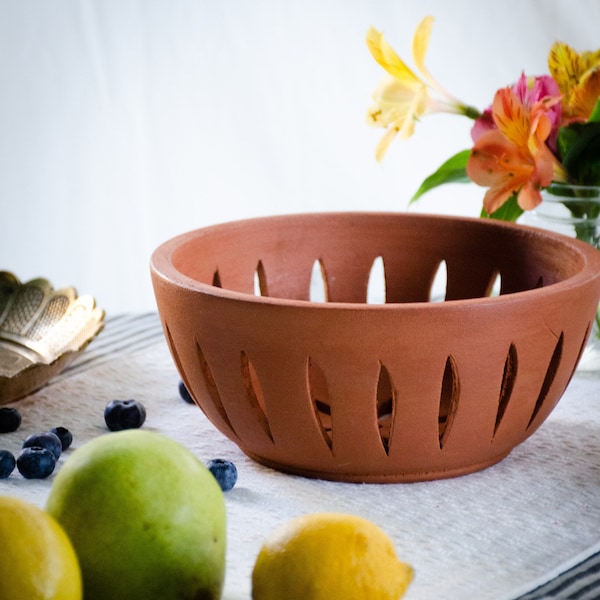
[523, 183, 600, 374]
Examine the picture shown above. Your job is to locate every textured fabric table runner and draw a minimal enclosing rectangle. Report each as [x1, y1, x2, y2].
[1, 313, 600, 600]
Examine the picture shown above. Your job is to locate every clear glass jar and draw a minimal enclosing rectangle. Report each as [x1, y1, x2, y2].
[524, 183, 600, 374]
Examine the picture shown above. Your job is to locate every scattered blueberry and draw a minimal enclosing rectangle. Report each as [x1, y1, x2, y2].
[178, 381, 194, 404]
[104, 399, 146, 431]
[0, 407, 21, 433]
[22, 431, 62, 460]
[0, 450, 15, 478]
[50, 426, 73, 451]
[17, 447, 57, 479]
[207, 458, 238, 492]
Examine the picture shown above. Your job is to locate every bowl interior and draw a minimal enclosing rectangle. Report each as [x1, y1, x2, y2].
[167, 212, 585, 305]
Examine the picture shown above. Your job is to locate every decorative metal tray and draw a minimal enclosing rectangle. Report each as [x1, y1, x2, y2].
[0, 272, 105, 404]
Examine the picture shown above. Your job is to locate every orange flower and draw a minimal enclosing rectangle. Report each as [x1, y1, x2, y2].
[467, 88, 560, 213]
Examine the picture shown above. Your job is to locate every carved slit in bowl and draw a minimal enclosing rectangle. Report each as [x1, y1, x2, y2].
[376, 363, 395, 455]
[527, 333, 564, 429]
[572, 321, 592, 378]
[192, 337, 237, 436]
[254, 261, 268, 297]
[367, 256, 386, 304]
[307, 357, 333, 452]
[486, 269, 502, 297]
[240, 351, 273, 443]
[430, 259, 448, 302]
[439, 356, 460, 449]
[309, 259, 328, 303]
[494, 343, 518, 437]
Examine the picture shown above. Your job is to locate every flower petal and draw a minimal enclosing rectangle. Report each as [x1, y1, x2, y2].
[467, 130, 532, 185]
[367, 76, 428, 138]
[366, 27, 421, 85]
[411, 16, 434, 81]
[375, 127, 400, 162]
[548, 42, 582, 96]
[548, 42, 600, 120]
[517, 182, 543, 210]
[467, 129, 538, 213]
[492, 88, 529, 148]
[570, 67, 600, 119]
[579, 49, 600, 73]
[482, 184, 521, 215]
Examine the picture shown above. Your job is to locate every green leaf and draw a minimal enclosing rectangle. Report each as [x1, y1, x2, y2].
[480, 193, 523, 222]
[558, 121, 600, 185]
[588, 97, 600, 123]
[409, 150, 472, 204]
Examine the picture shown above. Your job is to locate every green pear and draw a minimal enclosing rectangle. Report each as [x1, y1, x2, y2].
[46, 430, 226, 600]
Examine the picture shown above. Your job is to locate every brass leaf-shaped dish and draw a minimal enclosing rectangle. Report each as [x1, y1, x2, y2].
[0, 271, 105, 404]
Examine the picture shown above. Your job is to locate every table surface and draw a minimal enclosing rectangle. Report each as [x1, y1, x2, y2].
[2, 312, 600, 600]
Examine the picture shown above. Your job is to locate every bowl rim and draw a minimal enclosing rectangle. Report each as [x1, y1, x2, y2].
[150, 211, 600, 311]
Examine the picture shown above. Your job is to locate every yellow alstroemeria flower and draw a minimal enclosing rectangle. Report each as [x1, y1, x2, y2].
[548, 41, 600, 120]
[366, 16, 478, 161]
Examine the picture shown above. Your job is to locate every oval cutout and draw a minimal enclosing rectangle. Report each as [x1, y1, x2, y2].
[212, 270, 222, 288]
[307, 357, 333, 452]
[194, 336, 236, 436]
[309, 259, 328, 303]
[376, 363, 395, 455]
[240, 351, 273, 442]
[487, 270, 502, 297]
[430, 260, 447, 302]
[439, 355, 460, 449]
[527, 333, 564, 429]
[367, 256, 386, 304]
[254, 261, 268, 296]
[494, 343, 518, 436]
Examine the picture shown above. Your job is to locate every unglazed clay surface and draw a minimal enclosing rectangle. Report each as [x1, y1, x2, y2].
[151, 213, 600, 482]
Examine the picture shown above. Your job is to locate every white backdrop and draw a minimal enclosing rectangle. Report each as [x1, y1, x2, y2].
[1, 0, 598, 313]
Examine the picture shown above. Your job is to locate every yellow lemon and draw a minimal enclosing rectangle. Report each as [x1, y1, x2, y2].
[251, 512, 413, 600]
[0, 495, 82, 600]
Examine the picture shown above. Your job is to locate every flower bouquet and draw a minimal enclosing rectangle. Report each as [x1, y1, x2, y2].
[365, 16, 600, 222]
[366, 16, 600, 369]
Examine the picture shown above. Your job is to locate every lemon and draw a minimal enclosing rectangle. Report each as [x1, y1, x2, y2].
[251, 512, 413, 600]
[0, 495, 82, 600]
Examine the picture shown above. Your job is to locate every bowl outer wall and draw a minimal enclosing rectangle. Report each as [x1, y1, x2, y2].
[150, 213, 600, 482]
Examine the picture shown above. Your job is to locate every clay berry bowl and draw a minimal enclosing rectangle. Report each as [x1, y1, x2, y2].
[150, 213, 600, 483]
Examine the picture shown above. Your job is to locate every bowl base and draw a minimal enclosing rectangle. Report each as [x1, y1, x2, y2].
[242, 449, 513, 483]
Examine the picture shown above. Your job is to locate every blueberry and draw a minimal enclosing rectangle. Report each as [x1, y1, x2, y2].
[207, 458, 238, 492]
[23, 431, 62, 460]
[50, 426, 73, 451]
[178, 381, 194, 404]
[0, 450, 15, 478]
[0, 407, 21, 433]
[104, 399, 146, 431]
[17, 447, 57, 479]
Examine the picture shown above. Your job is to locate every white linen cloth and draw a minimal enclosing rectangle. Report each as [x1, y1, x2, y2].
[1, 313, 599, 599]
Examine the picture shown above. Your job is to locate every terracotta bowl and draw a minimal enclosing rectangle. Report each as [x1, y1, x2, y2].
[150, 213, 600, 483]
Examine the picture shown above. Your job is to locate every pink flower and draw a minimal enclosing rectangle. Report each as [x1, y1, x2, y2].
[471, 74, 562, 151]
[471, 109, 494, 141]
